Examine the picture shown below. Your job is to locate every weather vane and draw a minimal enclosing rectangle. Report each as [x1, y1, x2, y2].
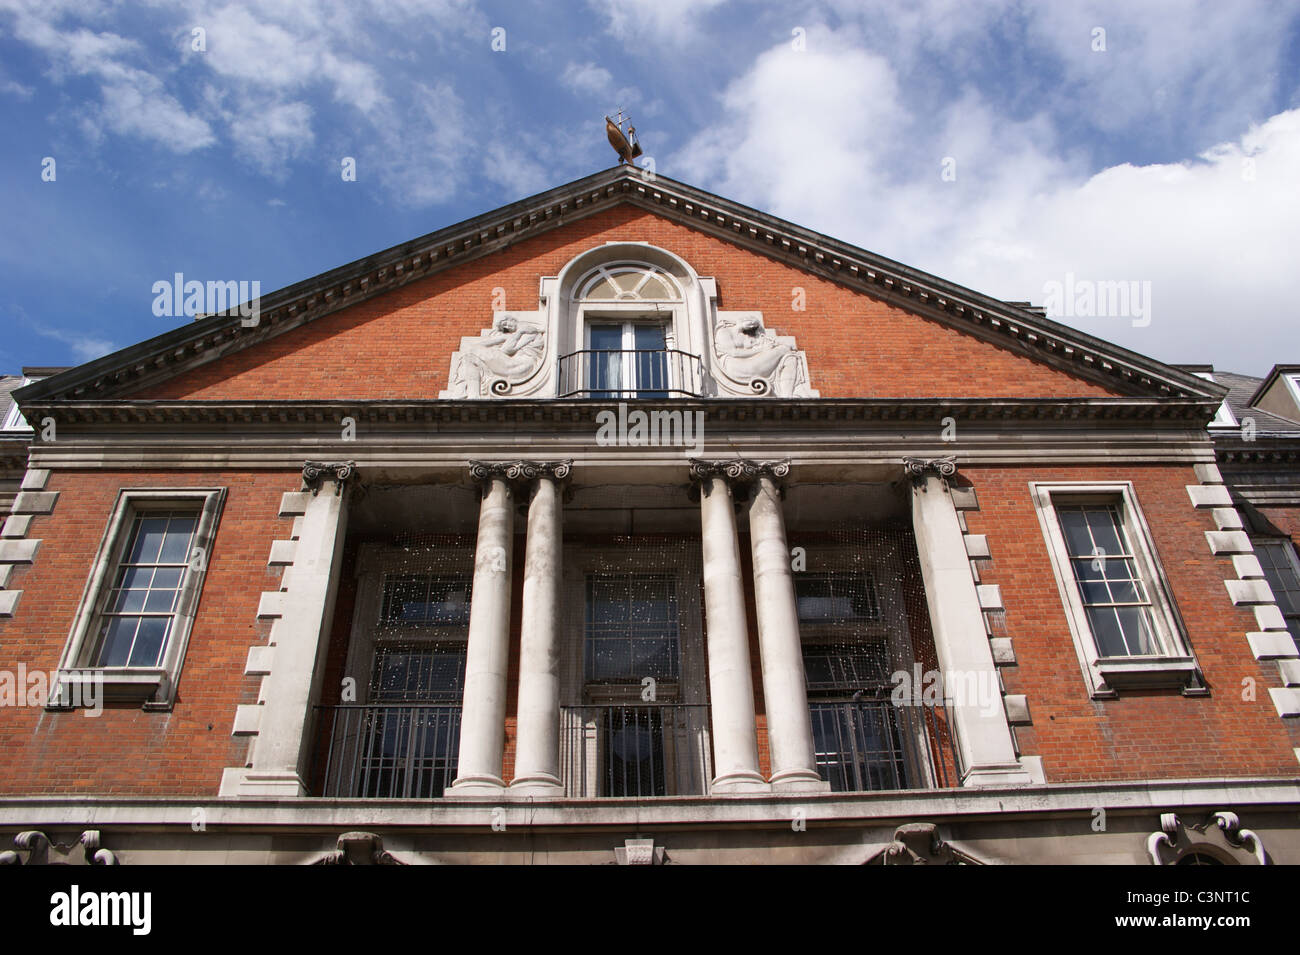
[605, 108, 642, 165]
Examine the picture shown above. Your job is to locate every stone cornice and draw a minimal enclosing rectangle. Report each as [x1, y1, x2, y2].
[16, 396, 1222, 434]
[12, 168, 1222, 407]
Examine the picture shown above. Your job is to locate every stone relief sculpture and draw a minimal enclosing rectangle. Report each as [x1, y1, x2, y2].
[442, 313, 547, 398]
[712, 312, 817, 398]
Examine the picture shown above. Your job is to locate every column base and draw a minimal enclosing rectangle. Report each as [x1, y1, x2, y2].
[447, 774, 507, 796]
[710, 771, 772, 794]
[218, 768, 308, 798]
[770, 769, 831, 793]
[507, 774, 564, 797]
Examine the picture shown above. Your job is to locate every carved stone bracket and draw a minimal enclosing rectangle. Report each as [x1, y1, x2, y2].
[469, 459, 573, 484]
[302, 460, 356, 495]
[0, 830, 119, 866]
[1147, 811, 1268, 865]
[615, 838, 666, 865]
[866, 823, 980, 865]
[311, 831, 407, 866]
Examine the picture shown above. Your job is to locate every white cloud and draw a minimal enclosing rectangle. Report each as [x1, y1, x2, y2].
[561, 62, 615, 97]
[673, 23, 1300, 371]
[0, 2, 216, 152]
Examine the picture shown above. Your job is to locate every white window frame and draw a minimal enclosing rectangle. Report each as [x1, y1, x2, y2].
[1031, 482, 1201, 698]
[51, 488, 225, 711]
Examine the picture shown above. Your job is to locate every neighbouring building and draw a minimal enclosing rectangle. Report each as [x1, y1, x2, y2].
[0, 167, 1297, 865]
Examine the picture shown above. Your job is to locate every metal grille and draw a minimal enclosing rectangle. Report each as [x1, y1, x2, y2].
[584, 573, 680, 682]
[809, 691, 961, 792]
[560, 704, 711, 797]
[557, 348, 703, 398]
[317, 704, 461, 798]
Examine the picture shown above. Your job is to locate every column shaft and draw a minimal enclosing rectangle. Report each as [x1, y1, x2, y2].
[450, 475, 515, 793]
[509, 476, 564, 795]
[748, 475, 828, 791]
[698, 474, 769, 793]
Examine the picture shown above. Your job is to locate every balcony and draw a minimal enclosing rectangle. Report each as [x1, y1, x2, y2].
[809, 691, 962, 792]
[560, 703, 712, 797]
[316, 703, 461, 798]
[557, 348, 703, 399]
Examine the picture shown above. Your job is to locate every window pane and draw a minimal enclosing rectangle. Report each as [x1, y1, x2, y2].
[1087, 606, 1127, 657]
[129, 517, 171, 563]
[1059, 509, 1094, 556]
[129, 617, 170, 667]
[97, 617, 138, 666]
[1085, 508, 1123, 556]
[158, 517, 196, 563]
[584, 575, 679, 682]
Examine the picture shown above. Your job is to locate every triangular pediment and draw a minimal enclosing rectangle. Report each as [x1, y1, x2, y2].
[15, 166, 1222, 408]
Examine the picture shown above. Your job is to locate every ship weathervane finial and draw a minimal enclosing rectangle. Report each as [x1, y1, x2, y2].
[605, 109, 643, 166]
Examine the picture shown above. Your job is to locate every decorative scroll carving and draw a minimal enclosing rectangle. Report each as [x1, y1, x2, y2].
[302, 460, 356, 495]
[712, 312, 817, 398]
[442, 313, 548, 398]
[0, 830, 119, 865]
[469, 460, 572, 484]
[688, 458, 790, 483]
[902, 456, 958, 482]
[1147, 811, 1268, 865]
[311, 831, 407, 866]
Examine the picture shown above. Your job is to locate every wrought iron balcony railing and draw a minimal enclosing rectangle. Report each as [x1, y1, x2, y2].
[560, 703, 712, 797]
[557, 348, 703, 398]
[316, 703, 461, 798]
[809, 691, 962, 792]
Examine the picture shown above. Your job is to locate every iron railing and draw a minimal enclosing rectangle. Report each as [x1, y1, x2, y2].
[557, 348, 703, 398]
[316, 703, 461, 798]
[808, 691, 962, 792]
[560, 703, 712, 797]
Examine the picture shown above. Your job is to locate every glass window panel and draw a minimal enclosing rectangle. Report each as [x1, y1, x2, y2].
[1059, 509, 1094, 556]
[151, 567, 183, 589]
[109, 585, 148, 614]
[1085, 508, 1124, 556]
[158, 518, 196, 563]
[129, 517, 171, 563]
[129, 617, 170, 667]
[144, 587, 180, 613]
[1087, 606, 1127, 657]
[96, 617, 138, 667]
[1115, 607, 1157, 655]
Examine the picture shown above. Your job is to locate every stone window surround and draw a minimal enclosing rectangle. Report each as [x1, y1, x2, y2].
[50, 486, 226, 711]
[1029, 481, 1200, 699]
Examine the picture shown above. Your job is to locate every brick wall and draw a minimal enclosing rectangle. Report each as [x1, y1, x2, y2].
[132, 205, 1121, 402]
[966, 463, 1300, 783]
[0, 469, 297, 796]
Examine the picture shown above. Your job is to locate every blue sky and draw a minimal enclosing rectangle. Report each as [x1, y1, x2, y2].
[1, 0, 1298, 377]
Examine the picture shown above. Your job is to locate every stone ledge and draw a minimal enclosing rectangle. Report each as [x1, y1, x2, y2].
[0, 538, 40, 564]
[9, 490, 59, 515]
[1231, 554, 1264, 580]
[1247, 632, 1300, 660]
[1267, 687, 1300, 718]
[19, 469, 50, 490]
[256, 592, 286, 619]
[0, 590, 21, 617]
[1213, 507, 1244, 530]
[1225, 579, 1276, 606]
[1206, 530, 1252, 555]
[1004, 695, 1031, 724]
[963, 534, 990, 559]
[267, 540, 297, 566]
[1, 515, 31, 538]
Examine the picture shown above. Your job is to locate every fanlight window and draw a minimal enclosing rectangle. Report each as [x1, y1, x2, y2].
[577, 265, 681, 302]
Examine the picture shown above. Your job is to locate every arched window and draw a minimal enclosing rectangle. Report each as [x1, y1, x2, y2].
[562, 262, 693, 399]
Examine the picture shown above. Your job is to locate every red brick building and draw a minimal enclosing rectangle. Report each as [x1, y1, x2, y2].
[1, 166, 1296, 865]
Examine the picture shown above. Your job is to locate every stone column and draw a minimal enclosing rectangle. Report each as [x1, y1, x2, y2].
[509, 461, 571, 796]
[449, 462, 517, 794]
[905, 457, 1034, 786]
[222, 462, 354, 797]
[745, 463, 828, 792]
[690, 461, 769, 793]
